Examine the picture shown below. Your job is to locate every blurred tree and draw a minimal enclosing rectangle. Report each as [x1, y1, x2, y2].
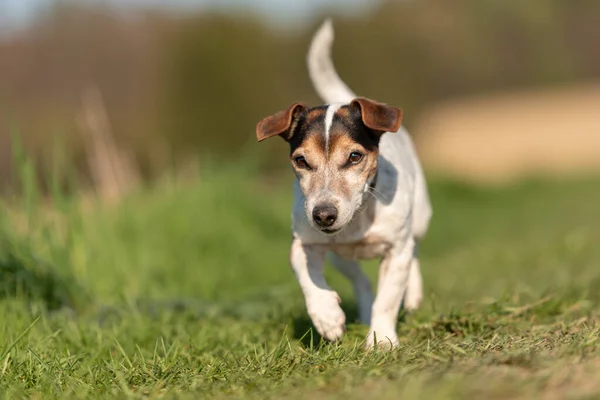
[1, 0, 600, 189]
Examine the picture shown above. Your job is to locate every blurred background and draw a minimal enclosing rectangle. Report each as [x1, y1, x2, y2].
[3, 5, 600, 395]
[1, 0, 600, 197]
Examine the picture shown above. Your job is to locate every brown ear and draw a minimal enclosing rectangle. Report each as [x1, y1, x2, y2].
[256, 102, 308, 142]
[350, 98, 402, 133]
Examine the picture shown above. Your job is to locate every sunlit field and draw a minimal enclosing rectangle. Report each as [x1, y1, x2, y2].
[2, 162, 600, 399]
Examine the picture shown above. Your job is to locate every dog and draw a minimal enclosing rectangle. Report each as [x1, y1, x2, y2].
[255, 19, 432, 349]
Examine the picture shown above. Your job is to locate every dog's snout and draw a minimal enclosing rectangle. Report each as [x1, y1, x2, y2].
[312, 204, 338, 228]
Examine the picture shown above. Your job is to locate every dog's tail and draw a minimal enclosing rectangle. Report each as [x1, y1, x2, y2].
[307, 19, 356, 104]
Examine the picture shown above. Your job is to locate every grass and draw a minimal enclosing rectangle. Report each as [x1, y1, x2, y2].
[1, 162, 600, 399]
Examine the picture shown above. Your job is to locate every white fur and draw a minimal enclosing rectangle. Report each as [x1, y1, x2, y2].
[307, 19, 356, 104]
[290, 19, 432, 349]
[323, 103, 342, 153]
[290, 239, 346, 341]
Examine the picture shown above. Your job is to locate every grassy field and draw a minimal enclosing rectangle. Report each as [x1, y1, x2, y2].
[1, 163, 600, 399]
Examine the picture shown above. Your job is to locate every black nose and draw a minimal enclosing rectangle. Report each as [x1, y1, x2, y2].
[312, 204, 338, 228]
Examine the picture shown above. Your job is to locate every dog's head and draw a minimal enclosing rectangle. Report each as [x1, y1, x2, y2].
[256, 98, 402, 234]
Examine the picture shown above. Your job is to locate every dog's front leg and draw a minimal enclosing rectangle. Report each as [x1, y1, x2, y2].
[290, 238, 346, 342]
[367, 238, 415, 349]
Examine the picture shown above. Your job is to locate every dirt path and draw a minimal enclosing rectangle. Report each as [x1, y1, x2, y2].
[413, 82, 600, 184]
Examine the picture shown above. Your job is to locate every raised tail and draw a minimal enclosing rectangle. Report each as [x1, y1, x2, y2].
[307, 19, 356, 104]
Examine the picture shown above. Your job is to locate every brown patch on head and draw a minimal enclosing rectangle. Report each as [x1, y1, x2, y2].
[297, 133, 327, 161]
[305, 107, 327, 125]
[328, 128, 377, 159]
[328, 105, 382, 152]
[288, 106, 328, 156]
[335, 106, 351, 120]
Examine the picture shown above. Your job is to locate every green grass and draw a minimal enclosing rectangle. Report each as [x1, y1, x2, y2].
[1, 164, 600, 399]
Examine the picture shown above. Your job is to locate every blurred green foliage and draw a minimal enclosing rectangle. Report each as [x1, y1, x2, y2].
[1, 0, 599, 184]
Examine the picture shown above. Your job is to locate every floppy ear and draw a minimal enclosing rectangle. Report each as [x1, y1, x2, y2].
[256, 102, 308, 142]
[350, 98, 402, 134]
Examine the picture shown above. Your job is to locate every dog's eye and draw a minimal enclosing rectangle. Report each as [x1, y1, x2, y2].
[348, 152, 363, 165]
[294, 156, 310, 169]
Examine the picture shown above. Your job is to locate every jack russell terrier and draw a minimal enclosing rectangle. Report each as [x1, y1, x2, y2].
[256, 19, 432, 349]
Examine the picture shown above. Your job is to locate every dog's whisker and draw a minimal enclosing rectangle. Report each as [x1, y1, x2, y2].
[363, 190, 383, 206]
[365, 189, 380, 202]
[367, 187, 388, 203]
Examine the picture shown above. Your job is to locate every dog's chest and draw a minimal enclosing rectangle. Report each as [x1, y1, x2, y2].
[328, 235, 391, 260]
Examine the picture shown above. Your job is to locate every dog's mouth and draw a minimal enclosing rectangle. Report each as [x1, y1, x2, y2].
[320, 227, 341, 235]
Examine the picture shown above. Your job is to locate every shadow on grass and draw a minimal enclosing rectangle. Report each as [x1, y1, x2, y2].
[290, 297, 360, 348]
[290, 297, 410, 348]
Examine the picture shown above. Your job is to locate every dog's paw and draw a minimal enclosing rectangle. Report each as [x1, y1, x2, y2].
[365, 326, 399, 350]
[306, 290, 346, 342]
